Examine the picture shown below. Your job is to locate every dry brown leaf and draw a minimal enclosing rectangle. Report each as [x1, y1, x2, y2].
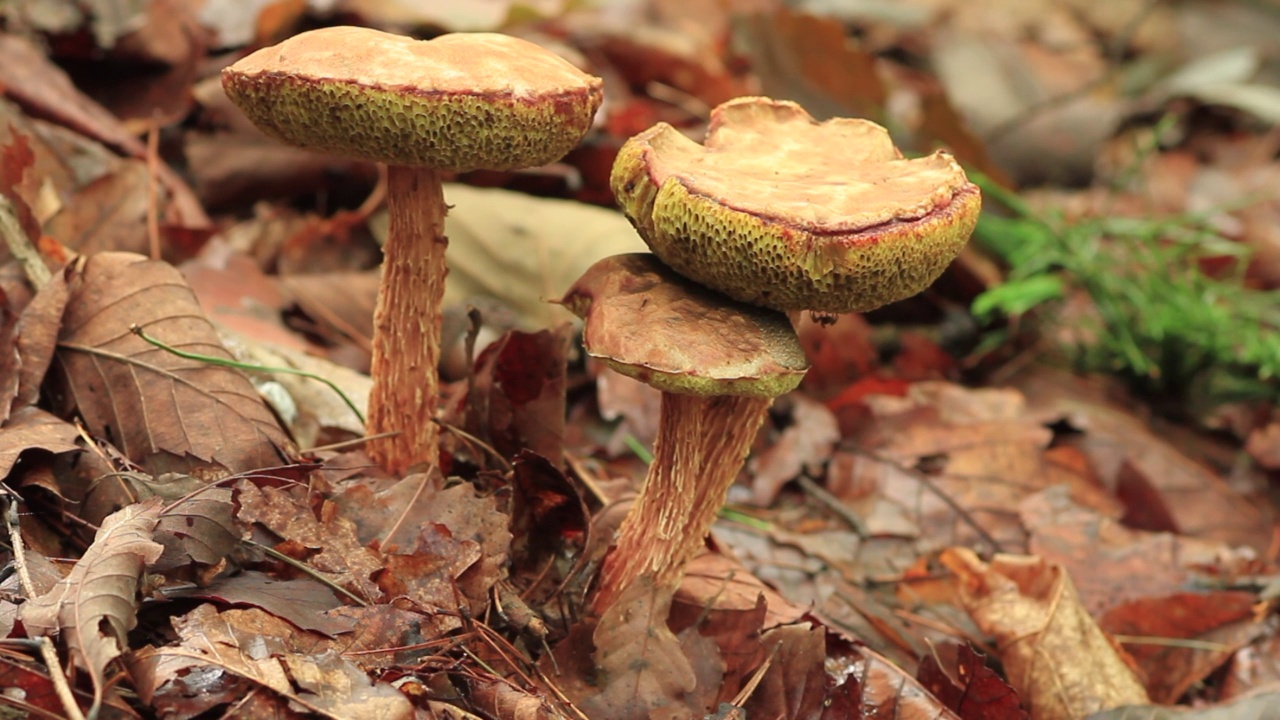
[848, 382, 1053, 552]
[237, 481, 383, 603]
[1011, 367, 1274, 553]
[0, 406, 80, 479]
[11, 264, 69, 416]
[81, 471, 241, 574]
[51, 252, 292, 476]
[736, 6, 888, 123]
[941, 547, 1150, 720]
[467, 676, 568, 720]
[741, 623, 829, 720]
[431, 183, 648, 330]
[164, 572, 357, 636]
[133, 604, 413, 720]
[1102, 592, 1263, 704]
[0, 34, 208, 227]
[153, 487, 239, 571]
[578, 576, 700, 720]
[1020, 486, 1254, 618]
[750, 395, 839, 506]
[20, 500, 164, 713]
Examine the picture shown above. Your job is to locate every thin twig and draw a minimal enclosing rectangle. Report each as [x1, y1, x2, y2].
[796, 474, 869, 539]
[38, 637, 87, 720]
[433, 418, 512, 473]
[846, 446, 1004, 553]
[240, 539, 370, 607]
[2, 494, 87, 720]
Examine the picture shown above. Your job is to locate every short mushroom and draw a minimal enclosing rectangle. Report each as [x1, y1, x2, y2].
[611, 96, 981, 314]
[223, 26, 603, 473]
[559, 253, 808, 614]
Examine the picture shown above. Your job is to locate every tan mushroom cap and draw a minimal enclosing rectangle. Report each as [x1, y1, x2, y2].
[222, 26, 604, 172]
[560, 254, 808, 398]
[611, 97, 981, 313]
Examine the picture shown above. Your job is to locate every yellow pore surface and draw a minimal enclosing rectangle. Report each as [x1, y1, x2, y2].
[612, 97, 981, 313]
[223, 27, 603, 172]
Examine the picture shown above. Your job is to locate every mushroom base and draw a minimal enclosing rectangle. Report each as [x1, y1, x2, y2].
[366, 165, 448, 473]
[591, 392, 771, 615]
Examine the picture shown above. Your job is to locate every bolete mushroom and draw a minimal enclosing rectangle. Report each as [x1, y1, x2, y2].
[222, 26, 603, 473]
[611, 96, 981, 314]
[559, 253, 808, 614]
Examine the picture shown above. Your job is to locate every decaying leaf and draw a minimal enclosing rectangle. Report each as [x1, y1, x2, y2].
[466, 326, 571, 467]
[20, 500, 164, 712]
[51, 252, 292, 476]
[165, 571, 355, 637]
[82, 471, 241, 574]
[133, 604, 413, 720]
[0, 406, 80, 479]
[236, 481, 383, 603]
[918, 643, 1028, 720]
[577, 576, 700, 720]
[428, 183, 648, 330]
[942, 547, 1150, 720]
[11, 264, 70, 415]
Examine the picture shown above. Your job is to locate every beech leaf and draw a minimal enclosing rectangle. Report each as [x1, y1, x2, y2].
[51, 252, 292, 475]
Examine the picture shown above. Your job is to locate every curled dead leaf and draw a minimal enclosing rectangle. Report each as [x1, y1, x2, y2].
[941, 547, 1150, 720]
[20, 500, 165, 714]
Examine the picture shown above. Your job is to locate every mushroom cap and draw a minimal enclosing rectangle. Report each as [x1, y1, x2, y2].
[222, 26, 604, 172]
[611, 97, 981, 313]
[560, 253, 808, 398]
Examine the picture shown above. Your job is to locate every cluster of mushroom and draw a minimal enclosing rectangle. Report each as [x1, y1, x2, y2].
[220, 27, 981, 618]
[565, 97, 981, 613]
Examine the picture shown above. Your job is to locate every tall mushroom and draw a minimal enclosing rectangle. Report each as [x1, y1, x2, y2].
[222, 26, 603, 473]
[559, 254, 808, 614]
[611, 96, 981, 314]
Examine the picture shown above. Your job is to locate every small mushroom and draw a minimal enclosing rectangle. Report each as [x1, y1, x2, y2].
[223, 27, 603, 473]
[559, 253, 808, 614]
[611, 96, 982, 314]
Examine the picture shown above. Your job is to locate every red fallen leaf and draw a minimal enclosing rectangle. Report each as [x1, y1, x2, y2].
[798, 312, 878, 398]
[918, 643, 1028, 720]
[826, 376, 912, 414]
[893, 331, 959, 381]
[467, 327, 571, 466]
[510, 451, 589, 588]
[1101, 592, 1263, 704]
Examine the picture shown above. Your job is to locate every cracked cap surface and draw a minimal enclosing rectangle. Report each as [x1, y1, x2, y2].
[611, 96, 981, 313]
[222, 26, 604, 172]
[560, 253, 808, 398]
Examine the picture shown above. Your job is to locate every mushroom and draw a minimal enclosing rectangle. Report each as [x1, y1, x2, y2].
[222, 26, 603, 473]
[559, 253, 808, 614]
[611, 96, 981, 314]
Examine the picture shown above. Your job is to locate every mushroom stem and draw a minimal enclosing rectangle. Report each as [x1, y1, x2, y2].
[592, 392, 771, 614]
[365, 165, 448, 473]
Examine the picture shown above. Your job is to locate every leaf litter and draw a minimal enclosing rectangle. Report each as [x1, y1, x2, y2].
[0, 1, 1279, 719]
